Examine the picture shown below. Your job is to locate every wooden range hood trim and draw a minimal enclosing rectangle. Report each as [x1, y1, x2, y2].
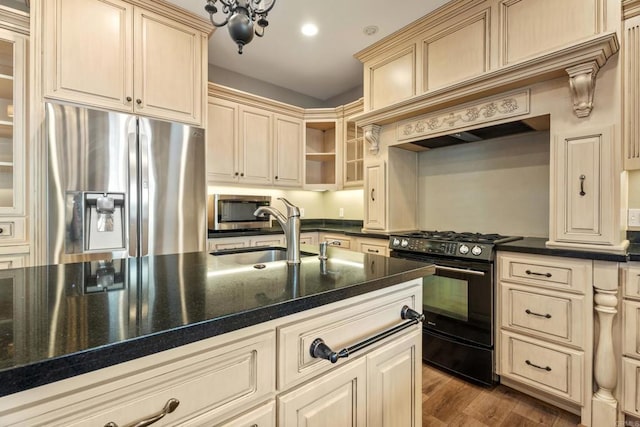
[353, 32, 619, 128]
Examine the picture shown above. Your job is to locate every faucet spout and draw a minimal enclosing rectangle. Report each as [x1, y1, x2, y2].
[253, 198, 301, 264]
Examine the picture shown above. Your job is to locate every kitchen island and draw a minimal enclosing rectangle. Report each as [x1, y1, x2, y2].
[0, 247, 433, 426]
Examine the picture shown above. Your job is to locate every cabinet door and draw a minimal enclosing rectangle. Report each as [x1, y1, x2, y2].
[208, 98, 239, 183]
[134, 8, 204, 125]
[239, 106, 272, 185]
[43, 0, 134, 111]
[0, 30, 26, 216]
[367, 330, 421, 427]
[273, 114, 303, 187]
[364, 161, 386, 230]
[553, 127, 614, 244]
[278, 358, 367, 427]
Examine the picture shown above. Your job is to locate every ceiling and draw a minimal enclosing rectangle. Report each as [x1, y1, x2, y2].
[170, 0, 451, 101]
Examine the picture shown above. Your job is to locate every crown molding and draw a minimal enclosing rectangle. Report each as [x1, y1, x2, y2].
[353, 32, 619, 127]
[130, 0, 213, 35]
[0, 5, 29, 35]
[208, 82, 305, 117]
[623, 0, 640, 19]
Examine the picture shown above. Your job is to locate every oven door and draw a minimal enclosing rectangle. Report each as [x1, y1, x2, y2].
[391, 251, 493, 347]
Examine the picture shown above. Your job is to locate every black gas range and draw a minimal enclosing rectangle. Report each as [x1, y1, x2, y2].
[389, 230, 522, 262]
[389, 230, 522, 386]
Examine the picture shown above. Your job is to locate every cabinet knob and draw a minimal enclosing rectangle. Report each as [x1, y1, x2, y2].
[234, 172, 239, 176]
[126, 96, 132, 102]
[136, 99, 142, 105]
[275, 176, 278, 180]
[0, 228, 3, 234]
[240, 173, 244, 177]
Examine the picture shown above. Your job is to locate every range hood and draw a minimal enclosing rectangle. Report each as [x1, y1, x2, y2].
[406, 116, 550, 151]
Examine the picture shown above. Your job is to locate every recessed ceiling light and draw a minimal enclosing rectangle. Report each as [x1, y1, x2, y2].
[301, 23, 318, 37]
[363, 25, 379, 36]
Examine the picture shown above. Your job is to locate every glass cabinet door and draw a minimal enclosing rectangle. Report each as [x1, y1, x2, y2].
[0, 30, 25, 215]
[344, 119, 363, 186]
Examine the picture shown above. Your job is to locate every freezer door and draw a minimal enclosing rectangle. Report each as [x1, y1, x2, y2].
[137, 118, 206, 256]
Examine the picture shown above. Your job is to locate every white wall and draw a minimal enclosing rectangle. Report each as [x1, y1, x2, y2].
[417, 131, 550, 237]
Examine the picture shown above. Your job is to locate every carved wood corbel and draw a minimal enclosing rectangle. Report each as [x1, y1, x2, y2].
[363, 124, 382, 155]
[566, 61, 600, 118]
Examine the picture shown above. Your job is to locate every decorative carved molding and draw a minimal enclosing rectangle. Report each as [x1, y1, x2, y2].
[396, 90, 529, 143]
[623, 0, 640, 20]
[566, 62, 599, 118]
[353, 32, 619, 128]
[0, 5, 29, 35]
[624, 18, 640, 169]
[363, 124, 382, 155]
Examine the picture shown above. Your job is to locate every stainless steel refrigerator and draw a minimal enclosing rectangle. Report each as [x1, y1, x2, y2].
[45, 102, 206, 264]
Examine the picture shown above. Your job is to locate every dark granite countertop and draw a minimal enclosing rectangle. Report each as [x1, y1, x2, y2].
[208, 219, 390, 240]
[496, 237, 629, 262]
[0, 247, 433, 397]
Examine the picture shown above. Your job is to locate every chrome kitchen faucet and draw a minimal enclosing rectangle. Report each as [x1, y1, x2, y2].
[254, 198, 301, 264]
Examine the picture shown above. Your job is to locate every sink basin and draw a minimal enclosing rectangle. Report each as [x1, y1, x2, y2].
[210, 246, 316, 265]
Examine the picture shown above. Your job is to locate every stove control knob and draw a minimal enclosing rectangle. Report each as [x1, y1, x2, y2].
[400, 239, 409, 248]
[459, 244, 469, 254]
[392, 238, 400, 247]
[471, 245, 483, 256]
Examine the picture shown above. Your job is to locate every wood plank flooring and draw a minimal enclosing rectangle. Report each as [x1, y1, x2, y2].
[422, 363, 582, 426]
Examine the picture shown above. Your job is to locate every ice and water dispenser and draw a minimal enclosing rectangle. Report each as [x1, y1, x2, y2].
[65, 192, 126, 255]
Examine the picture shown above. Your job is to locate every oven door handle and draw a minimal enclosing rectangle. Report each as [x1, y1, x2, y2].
[435, 265, 486, 276]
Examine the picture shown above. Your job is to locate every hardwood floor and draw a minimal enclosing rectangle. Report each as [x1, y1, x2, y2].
[422, 363, 582, 426]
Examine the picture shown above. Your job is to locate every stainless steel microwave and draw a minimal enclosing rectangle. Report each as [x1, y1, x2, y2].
[208, 194, 271, 230]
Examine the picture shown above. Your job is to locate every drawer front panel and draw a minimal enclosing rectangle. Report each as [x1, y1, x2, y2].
[0, 218, 27, 245]
[624, 300, 640, 358]
[278, 281, 420, 389]
[2, 331, 275, 426]
[623, 357, 640, 417]
[501, 283, 584, 347]
[500, 331, 583, 404]
[360, 243, 389, 256]
[498, 252, 591, 294]
[625, 264, 640, 300]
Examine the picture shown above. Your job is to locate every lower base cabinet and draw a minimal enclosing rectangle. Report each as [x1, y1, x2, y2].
[0, 280, 423, 427]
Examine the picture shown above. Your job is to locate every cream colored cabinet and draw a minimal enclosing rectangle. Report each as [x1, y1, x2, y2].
[0, 330, 276, 426]
[318, 232, 352, 249]
[251, 234, 285, 247]
[622, 263, 640, 417]
[624, 14, 640, 170]
[207, 95, 302, 188]
[208, 237, 251, 251]
[207, 97, 239, 183]
[215, 401, 275, 427]
[43, 0, 206, 126]
[278, 357, 367, 427]
[273, 114, 303, 187]
[356, 237, 389, 256]
[299, 232, 318, 246]
[497, 251, 593, 420]
[364, 161, 386, 230]
[238, 105, 272, 185]
[551, 127, 615, 246]
[304, 118, 341, 191]
[343, 99, 364, 188]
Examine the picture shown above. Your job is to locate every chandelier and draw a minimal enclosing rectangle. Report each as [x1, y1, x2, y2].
[205, 0, 277, 54]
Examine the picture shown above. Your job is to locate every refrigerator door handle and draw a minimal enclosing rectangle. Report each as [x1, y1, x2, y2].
[128, 124, 139, 257]
[139, 123, 150, 258]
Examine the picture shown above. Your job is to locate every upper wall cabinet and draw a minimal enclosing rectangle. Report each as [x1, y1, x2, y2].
[343, 99, 364, 188]
[624, 13, 640, 170]
[42, 0, 209, 126]
[354, 0, 615, 123]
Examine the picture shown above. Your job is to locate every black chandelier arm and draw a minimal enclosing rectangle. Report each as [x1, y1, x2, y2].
[209, 14, 230, 27]
[251, 0, 276, 15]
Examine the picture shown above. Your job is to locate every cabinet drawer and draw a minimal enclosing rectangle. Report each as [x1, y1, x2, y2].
[359, 242, 389, 256]
[208, 400, 275, 427]
[320, 234, 351, 249]
[623, 357, 640, 417]
[499, 331, 583, 404]
[624, 300, 640, 358]
[208, 237, 251, 251]
[500, 282, 585, 348]
[0, 218, 27, 245]
[498, 252, 591, 294]
[625, 263, 640, 300]
[0, 254, 27, 270]
[277, 281, 421, 389]
[251, 235, 284, 247]
[1, 331, 275, 426]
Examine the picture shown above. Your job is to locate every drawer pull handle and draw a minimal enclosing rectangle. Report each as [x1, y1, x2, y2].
[310, 305, 424, 363]
[525, 360, 552, 372]
[104, 398, 179, 427]
[579, 174, 586, 196]
[525, 309, 552, 319]
[525, 269, 552, 278]
[367, 249, 379, 253]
